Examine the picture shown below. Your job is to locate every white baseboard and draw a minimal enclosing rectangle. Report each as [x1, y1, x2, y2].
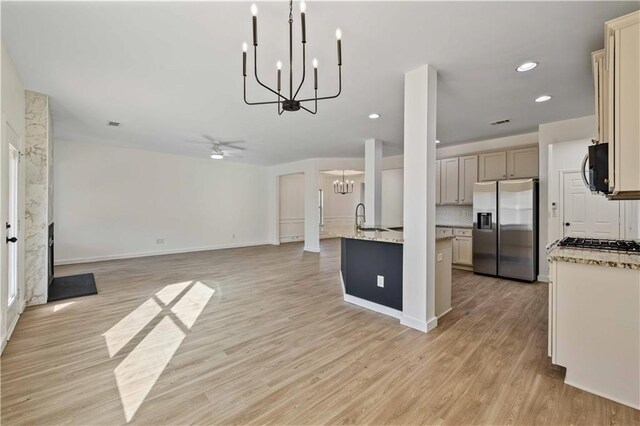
[537, 274, 550, 283]
[6, 313, 20, 343]
[55, 241, 271, 265]
[564, 377, 640, 410]
[437, 307, 453, 319]
[343, 294, 403, 319]
[303, 245, 320, 253]
[401, 314, 438, 333]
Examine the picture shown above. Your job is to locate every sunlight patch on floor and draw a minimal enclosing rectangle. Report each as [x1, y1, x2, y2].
[53, 301, 75, 312]
[103, 298, 162, 358]
[171, 281, 215, 329]
[106, 280, 216, 422]
[155, 281, 192, 305]
[114, 316, 185, 422]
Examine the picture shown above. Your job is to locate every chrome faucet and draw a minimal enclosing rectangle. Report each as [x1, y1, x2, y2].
[355, 203, 366, 230]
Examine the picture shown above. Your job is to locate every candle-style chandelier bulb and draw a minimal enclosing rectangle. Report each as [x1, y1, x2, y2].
[242, 0, 342, 115]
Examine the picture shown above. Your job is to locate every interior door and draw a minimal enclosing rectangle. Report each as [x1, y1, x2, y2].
[563, 171, 620, 238]
[2, 125, 21, 341]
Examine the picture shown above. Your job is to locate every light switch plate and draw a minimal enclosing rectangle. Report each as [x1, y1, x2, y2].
[377, 275, 384, 288]
[437, 253, 443, 262]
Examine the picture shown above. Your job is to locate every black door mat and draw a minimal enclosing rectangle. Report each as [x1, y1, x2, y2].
[48, 273, 98, 302]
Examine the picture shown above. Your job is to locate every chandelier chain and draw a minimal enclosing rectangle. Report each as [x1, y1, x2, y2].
[289, 0, 293, 25]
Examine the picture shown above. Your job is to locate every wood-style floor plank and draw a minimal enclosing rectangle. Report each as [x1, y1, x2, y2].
[1, 239, 638, 425]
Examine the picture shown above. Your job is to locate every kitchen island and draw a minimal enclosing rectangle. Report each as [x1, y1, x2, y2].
[324, 226, 453, 320]
[547, 242, 640, 409]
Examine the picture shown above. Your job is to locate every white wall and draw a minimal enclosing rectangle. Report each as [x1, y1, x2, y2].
[54, 139, 270, 264]
[381, 168, 403, 227]
[548, 138, 640, 245]
[538, 115, 597, 281]
[1, 43, 26, 348]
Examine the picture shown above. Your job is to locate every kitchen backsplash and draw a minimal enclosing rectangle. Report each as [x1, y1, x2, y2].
[436, 205, 473, 226]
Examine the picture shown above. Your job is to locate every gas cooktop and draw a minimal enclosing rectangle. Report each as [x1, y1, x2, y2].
[558, 237, 640, 253]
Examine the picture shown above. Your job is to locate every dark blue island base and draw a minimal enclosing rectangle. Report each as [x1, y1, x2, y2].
[340, 237, 403, 311]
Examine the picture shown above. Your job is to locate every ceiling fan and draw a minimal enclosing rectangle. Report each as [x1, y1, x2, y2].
[186, 135, 246, 160]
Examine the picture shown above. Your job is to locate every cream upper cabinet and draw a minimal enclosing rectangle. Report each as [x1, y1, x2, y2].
[478, 151, 507, 181]
[435, 160, 441, 205]
[441, 158, 459, 204]
[458, 155, 478, 205]
[605, 11, 640, 199]
[507, 147, 539, 179]
[592, 49, 609, 145]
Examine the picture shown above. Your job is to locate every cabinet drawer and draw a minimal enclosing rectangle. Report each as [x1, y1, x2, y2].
[453, 228, 472, 237]
[436, 227, 453, 238]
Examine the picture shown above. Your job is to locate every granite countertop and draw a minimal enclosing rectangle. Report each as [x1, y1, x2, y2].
[322, 226, 457, 245]
[436, 224, 473, 229]
[322, 226, 404, 244]
[547, 242, 640, 270]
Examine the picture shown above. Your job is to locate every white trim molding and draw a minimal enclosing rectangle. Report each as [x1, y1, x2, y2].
[401, 314, 438, 333]
[55, 241, 270, 265]
[344, 294, 402, 320]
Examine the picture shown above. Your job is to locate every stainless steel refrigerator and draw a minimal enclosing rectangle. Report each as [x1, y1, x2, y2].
[472, 179, 538, 282]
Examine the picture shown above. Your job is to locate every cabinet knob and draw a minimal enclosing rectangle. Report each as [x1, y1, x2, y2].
[502, 174, 506, 178]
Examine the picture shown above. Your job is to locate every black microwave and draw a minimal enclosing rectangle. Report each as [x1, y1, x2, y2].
[587, 143, 610, 194]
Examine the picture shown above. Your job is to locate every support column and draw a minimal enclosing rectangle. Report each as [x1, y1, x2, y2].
[401, 65, 438, 333]
[303, 163, 320, 252]
[364, 138, 382, 226]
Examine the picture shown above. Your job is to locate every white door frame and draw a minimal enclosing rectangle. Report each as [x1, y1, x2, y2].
[1, 119, 24, 350]
[559, 169, 623, 239]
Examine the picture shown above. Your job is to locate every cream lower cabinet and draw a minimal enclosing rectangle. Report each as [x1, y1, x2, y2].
[452, 228, 472, 267]
[550, 259, 640, 408]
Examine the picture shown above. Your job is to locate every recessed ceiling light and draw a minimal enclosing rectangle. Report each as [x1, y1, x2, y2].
[368, 113, 380, 119]
[436, 140, 441, 144]
[516, 61, 538, 72]
[535, 95, 552, 103]
[210, 153, 224, 160]
[107, 121, 121, 127]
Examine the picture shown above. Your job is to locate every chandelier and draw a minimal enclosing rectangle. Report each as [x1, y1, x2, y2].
[333, 171, 354, 195]
[242, 1, 342, 115]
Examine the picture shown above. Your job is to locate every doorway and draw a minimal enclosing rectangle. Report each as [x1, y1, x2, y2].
[562, 171, 620, 238]
[278, 173, 305, 243]
[2, 123, 22, 342]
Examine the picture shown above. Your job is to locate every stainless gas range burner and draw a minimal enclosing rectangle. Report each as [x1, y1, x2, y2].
[558, 237, 640, 253]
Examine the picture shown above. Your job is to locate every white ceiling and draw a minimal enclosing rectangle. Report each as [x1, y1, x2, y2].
[3, 1, 638, 165]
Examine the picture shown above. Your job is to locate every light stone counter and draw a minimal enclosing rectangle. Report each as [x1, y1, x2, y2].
[436, 224, 473, 229]
[547, 242, 640, 270]
[322, 226, 457, 245]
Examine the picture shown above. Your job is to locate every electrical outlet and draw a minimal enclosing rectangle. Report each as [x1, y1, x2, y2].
[377, 275, 384, 288]
[437, 252, 443, 262]
[156, 238, 164, 244]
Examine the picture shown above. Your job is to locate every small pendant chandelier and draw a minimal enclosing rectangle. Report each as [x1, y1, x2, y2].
[242, 1, 342, 115]
[334, 171, 354, 195]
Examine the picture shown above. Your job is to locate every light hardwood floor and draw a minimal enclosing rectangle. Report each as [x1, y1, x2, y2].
[1, 239, 638, 425]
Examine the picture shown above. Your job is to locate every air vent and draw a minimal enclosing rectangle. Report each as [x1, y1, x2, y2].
[490, 119, 511, 126]
[107, 121, 121, 127]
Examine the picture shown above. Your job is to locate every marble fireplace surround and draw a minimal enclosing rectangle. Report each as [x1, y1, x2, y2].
[24, 90, 53, 306]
